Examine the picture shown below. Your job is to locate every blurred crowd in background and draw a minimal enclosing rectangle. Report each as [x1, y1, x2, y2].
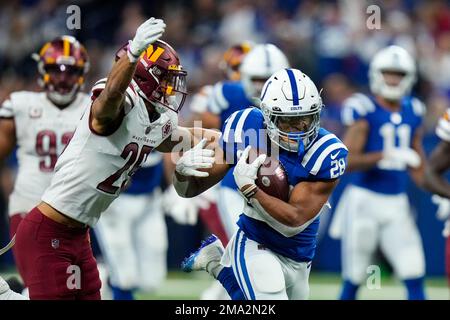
[1, 0, 450, 133]
[1, 0, 450, 273]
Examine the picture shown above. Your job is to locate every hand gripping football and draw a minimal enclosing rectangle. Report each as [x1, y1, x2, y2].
[247, 148, 290, 202]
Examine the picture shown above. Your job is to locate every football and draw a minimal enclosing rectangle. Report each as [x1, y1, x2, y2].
[247, 148, 290, 202]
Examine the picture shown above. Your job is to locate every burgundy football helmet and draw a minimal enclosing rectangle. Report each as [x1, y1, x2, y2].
[219, 42, 252, 81]
[116, 40, 188, 113]
[32, 35, 89, 106]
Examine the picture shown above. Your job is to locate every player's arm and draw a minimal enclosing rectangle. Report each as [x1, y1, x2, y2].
[409, 126, 427, 188]
[234, 146, 339, 228]
[343, 119, 383, 171]
[157, 126, 231, 197]
[0, 119, 16, 163]
[196, 111, 221, 129]
[424, 140, 450, 198]
[91, 18, 165, 134]
[253, 179, 339, 228]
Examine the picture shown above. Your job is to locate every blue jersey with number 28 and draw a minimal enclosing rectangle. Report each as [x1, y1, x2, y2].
[220, 107, 348, 262]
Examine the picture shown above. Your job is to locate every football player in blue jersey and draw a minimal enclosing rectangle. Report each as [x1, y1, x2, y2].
[205, 44, 290, 244]
[331, 46, 428, 300]
[94, 152, 167, 300]
[174, 68, 348, 300]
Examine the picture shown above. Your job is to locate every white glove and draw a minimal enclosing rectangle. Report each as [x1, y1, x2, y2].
[176, 138, 215, 177]
[128, 17, 166, 63]
[432, 195, 450, 221]
[380, 147, 421, 169]
[233, 146, 266, 200]
[162, 185, 200, 225]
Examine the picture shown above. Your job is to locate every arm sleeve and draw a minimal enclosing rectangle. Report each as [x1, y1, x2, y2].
[0, 97, 14, 119]
[341, 93, 375, 126]
[219, 108, 265, 165]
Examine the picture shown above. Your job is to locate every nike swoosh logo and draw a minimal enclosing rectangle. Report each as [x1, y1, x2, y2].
[330, 150, 341, 160]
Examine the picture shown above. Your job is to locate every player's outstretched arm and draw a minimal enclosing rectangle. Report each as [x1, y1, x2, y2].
[424, 140, 450, 198]
[161, 127, 230, 197]
[91, 18, 165, 134]
[343, 119, 383, 171]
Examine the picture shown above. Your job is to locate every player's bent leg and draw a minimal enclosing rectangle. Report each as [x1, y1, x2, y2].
[284, 260, 312, 300]
[380, 205, 426, 300]
[230, 230, 288, 300]
[15, 207, 101, 300]
[78, 244, 102, 300]
[183, 234, 244, 300]
[182, 234, 225, 276]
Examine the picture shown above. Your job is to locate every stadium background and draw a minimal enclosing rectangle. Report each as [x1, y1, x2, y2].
[0, 0, 449, 299]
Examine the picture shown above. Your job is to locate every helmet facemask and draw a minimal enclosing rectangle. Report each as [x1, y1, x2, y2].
[151, 68, 187, 113]
[263, 103, 322, 153]
[370, 68, 415, 101]
[44, 64, 84, 106]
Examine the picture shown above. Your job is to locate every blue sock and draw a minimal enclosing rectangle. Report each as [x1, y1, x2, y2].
[217, 267, 245, 300]
[404, 277, 426, 300]
[111, 285, 134, 300]
[340, 279, 359, 300]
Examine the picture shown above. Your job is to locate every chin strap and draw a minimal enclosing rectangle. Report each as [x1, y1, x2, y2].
[0, 234, 15, 256]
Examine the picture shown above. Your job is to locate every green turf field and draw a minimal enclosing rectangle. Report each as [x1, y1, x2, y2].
[3, 270, 447, 300]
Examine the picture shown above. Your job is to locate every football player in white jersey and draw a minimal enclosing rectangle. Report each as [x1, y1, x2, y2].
[331, 46, 427, 299]
[175, 68, 348, 300]
[8, 18, 219, 300]
[424, 108, 450, 286]
[0, 36, 90, 282]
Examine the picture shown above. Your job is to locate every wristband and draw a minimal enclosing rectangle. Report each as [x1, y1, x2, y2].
[240, 184, 259, 202]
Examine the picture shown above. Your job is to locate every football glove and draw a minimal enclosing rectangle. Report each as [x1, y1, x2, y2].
[175, 138, 215, 178]
[381, 147, 421, 169]
[128, 17, 166, 63]
[162, 185, 210, 225]
[233, 146, 266, 200]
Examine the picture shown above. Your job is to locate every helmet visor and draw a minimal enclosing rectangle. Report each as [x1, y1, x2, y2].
[157, 70, 188, 113]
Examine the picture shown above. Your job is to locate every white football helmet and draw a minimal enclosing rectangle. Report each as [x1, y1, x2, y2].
[240, 43, 290, 100]
[369, 45, 416, 101]
[260, 68, 323, 153]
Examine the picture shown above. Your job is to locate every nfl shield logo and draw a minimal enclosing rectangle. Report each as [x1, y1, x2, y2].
[51, 239, 60, 249]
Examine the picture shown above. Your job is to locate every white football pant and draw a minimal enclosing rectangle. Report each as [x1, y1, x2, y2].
[221, 229, 311, 300]
[333, 185, 425, 284]
[95, 189, 168, 292]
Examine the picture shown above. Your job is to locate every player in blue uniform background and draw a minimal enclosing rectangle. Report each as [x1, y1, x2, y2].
[175, 68, 348, 300]
[205, 43, 290, 244]
[329, 45, 428, 300]
[94, 152, 168, 300]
